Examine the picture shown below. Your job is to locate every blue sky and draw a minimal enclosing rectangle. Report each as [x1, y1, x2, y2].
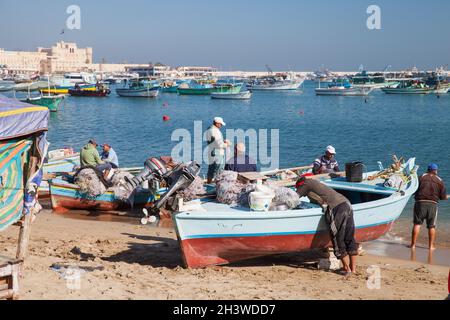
[0, 0, 449, 71]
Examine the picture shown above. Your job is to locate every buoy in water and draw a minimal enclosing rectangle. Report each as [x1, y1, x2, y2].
[299, 110, 304, 116]
[163, 115, 171, 121]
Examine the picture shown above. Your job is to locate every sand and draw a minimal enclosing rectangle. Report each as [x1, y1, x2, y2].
[1, 210, 449, 300]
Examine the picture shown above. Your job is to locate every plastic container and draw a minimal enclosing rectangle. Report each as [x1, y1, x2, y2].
[249, 192, 275, 212]
[345, 162, 364, 183]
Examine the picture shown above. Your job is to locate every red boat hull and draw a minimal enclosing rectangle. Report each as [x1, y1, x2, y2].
[178, 222, 393, 268]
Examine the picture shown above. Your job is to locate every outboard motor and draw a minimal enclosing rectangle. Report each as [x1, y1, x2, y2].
[124, 157, 168, 191]
[142, 161, 201, 224]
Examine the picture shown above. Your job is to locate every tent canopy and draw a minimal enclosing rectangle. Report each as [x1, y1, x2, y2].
[0, 95, 49, 141]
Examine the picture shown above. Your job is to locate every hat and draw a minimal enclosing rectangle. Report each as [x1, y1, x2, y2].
[295, 173, 314, 188]
[88, 139, 98, 146]
[101, 143, 111, 148]
[214, 117, 226, 126]
[326, 145, 336, 155]
[428, 163, 438, 171]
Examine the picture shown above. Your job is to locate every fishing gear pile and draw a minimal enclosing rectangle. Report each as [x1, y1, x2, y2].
[179, 176, 206, 202]
[216, 171, 247, 205]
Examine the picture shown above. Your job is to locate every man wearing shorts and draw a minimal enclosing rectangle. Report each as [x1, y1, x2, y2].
[411, 163, 448, 250]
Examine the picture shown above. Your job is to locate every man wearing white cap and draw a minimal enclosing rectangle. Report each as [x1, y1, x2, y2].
[205, 117, 230, 183]
[313, 145, 340, 175]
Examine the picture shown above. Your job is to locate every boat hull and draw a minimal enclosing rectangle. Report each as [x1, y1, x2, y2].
[315, 87, 373, 96]
[41, 84, 96, 94]
[174, 172, 418, 268]
[68, 89, 111, 97]
[177, 88, 213, 95]
[251, 80, 304, 91]
[178, 221, 394, 268]
[21, 95, 65, 112]
[49, 182, 157, 212]
[116, 87, 159, 98]
[381, 88, 434, 94]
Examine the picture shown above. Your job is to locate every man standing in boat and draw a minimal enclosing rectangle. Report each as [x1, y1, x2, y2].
[205, 117, 230, 183]
[296, 176, 358, 275]
[410, 163, 448, 250]
[313, 146, 340, 175]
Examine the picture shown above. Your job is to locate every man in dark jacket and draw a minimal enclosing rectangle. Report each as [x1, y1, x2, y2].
[224, 143, 257, 173]
[411, 163, 448, 250]
[296, 176, 358, 275]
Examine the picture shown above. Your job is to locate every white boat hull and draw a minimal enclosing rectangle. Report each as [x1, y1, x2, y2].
[315, 87, 373, 96]
[116, 88, 159, 98]
[211, 91, 252, 100]
[251, 79, 304, 91]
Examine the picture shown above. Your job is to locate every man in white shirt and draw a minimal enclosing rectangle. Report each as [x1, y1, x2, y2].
[205, 117, 230, 183]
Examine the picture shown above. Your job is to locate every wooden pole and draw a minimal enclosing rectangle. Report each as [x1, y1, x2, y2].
[16, 212, 32, 261]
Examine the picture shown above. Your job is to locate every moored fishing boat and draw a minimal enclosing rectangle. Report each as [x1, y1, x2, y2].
[173, 159, 419, 268]
[381, 79, 434, 94]
[177, 80, 214, 95]
[49, 180, 160, 212]
[315, 79, 373, 96]
[211, 83, 252, 100]
[68, 86, 111, 97]
[350, 70, 398, 89]
[19, 94, 65, 112]
[211, 90, 252, 100]
[248, 73, 304, 91]
[116, 78, 159, 98]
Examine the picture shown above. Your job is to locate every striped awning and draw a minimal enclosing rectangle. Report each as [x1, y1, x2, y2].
[0, 139, 32, 231]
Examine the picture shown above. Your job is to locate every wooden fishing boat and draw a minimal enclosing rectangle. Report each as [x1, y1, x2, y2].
[41, 84, 96, 95]
[211, 90, 252, 100]
[68, 88, 111, 97]
[381, 79, 434, 94]
[116, 78, 160, 98]
[315, 79, 373, 96]
[173, 159, 419, 268]
[19, 94, 65, 112]
[49, 180, 161, 212]
[177, 81, 214, 95]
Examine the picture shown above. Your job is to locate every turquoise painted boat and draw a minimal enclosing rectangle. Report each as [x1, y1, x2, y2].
[49, 180, 164, 212]
[20, 94, 65, 112]
[177, 81, 214, 95]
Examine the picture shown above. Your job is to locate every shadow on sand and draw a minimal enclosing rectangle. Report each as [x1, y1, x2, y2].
[101, 233, 329, 270]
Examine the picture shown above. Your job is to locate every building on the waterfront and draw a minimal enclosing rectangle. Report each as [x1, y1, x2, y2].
[0, 41, 151, 76]
[125, 64, 173, 77]
[176, 66, 218, 77]
[38, 41, 93, 74]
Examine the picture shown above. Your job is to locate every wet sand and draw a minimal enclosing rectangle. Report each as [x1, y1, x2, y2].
[1, 209, 449, 300]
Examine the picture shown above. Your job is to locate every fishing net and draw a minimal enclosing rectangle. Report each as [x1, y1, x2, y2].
[179, 176, 206, 202]
[272, 187, 300, 209]
[74, 168, 136, 201]
[74, 168, 107, 198]
[216, 171, 246, 205]
[238, 183, 257, 206]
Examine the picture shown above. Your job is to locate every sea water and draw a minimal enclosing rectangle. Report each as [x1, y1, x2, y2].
[32, 81, 450, 246]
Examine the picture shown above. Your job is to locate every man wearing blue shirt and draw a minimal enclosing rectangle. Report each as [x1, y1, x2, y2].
[101, 143, 119, 169]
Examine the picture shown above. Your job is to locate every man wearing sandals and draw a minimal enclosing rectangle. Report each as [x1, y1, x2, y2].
[296, 176, 358, 275]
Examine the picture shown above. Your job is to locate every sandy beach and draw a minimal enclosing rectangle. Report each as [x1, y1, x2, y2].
[1, 209, 448, 300]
